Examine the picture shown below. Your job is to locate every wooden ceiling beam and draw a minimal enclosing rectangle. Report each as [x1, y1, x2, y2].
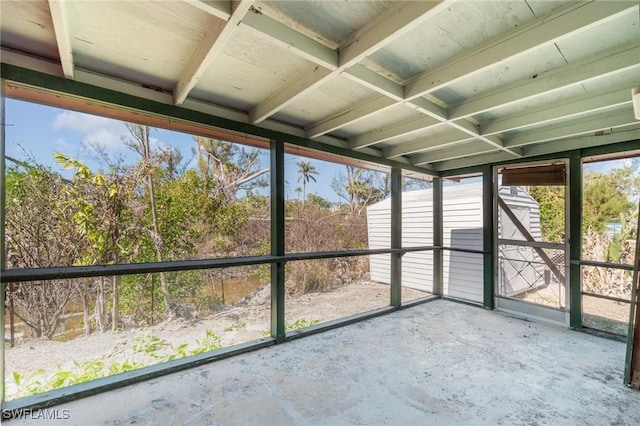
[48, 0, 74, 80]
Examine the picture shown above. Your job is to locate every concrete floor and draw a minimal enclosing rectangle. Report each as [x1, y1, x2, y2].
[8, 300, 640, 425]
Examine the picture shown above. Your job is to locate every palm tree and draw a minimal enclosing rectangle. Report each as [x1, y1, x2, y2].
[297, 161, 319, 201]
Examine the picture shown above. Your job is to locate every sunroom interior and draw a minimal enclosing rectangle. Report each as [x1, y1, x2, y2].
[1, 0, 640, 422]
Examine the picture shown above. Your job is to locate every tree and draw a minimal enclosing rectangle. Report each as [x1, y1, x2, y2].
[528, 167, 636, 243]
[4, 164, 84, 338]
[529, 185, 565, 243]
[332, 166, 390, 215]
[583, 168, 635, 232]
[307, 193, 332, 210]
[297, 161, 319, 201]
[193, 136, 269, 203]
[124, 123, 173, 320]
[55, 152, 144, 332]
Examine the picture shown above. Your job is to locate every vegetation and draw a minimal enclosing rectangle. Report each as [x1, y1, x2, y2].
[526, 166, 639, 301]
[4, 123, 390, 343]
[7, 329, 223, 399]
[528, 167, 638, 247]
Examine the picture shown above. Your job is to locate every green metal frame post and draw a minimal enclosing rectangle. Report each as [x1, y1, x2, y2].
[482, 165, 495, 309]
[569, 152, 582, 329]
[390, 167, 402, 307]
[433, 177, 443, 296]
[270, 140, 285, 342]
[1, 81, 6, 405]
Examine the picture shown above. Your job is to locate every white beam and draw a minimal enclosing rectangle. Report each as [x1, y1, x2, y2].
[523, 127, 640, 158]
[184, 0, 232, 20]
[307, 69, 445, 139]
[409, 97, 448, 122]
[404, 1, 637, 100]
[48, 0, 74, 79]
[299, 1, 634, 156]
[248, 64, 333, 123]
[384, 131, 473, 158]
[1, 47, 64, 78]
[349, 116, 441, 150]
[481, 88, 634, 136]
[343, 64, 403, 100]
[446, 120, 514, 157]
[450, 44, 640, 120]
[433, 151, 520, 172]
[248, 0, 446, 124]
[305, 96, 397, 139]
[504, 109, 638, 148]
[174, 0, 254, 105]
[338, 1, 447, 68]
[241, 12, 338, 70]
[412, 142, 501, 166]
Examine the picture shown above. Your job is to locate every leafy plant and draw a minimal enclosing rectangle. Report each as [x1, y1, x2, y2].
[132, 334, 167, 354]
[263, 318, 321, 336]
[287, 318, 320, 330]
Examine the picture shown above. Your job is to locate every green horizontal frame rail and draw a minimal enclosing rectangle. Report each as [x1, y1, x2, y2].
[439, 139, 640, 179]
[582, 291, 631, 304]
[0, 247, 440, 283]
[574, 259, 634, 271]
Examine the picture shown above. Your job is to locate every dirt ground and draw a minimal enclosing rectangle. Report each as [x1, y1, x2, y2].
[6, 280, 629, 400]
[5, 282, 428, 400]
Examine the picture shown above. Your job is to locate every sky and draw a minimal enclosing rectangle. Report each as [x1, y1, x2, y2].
[6, 97, 636, 204]
[3, 98, 354, 203]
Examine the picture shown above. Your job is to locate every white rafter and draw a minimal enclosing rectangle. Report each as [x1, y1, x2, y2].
[404, 1, 636, 100]
[241, 12, 338, 70]
[305, 96, 397, 139]
[288, 1, 637, 161]
[174, 0, 254, 105]
[523, 127, 640, 158]
[384, 131, 473, 159]
[504, 109, 637, 148]
[247, 0, 447, 124]
[48, 0, 74, 79]
[434, 152, 519, 172]
[449, 44, 640, 120]
[184, 0, 232, 20]
[481, 88, 634, 136]
[412, 142, 502, 166]
[350, 116, 442, 150]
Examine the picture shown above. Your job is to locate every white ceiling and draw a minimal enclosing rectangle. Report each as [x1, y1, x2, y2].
[1, 0, 639, 173]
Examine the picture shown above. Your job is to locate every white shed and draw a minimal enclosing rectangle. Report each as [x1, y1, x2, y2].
[366, 182, 542, 303]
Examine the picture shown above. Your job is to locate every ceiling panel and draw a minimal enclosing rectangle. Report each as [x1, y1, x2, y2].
[1, 0, 637, 174]
[0, 1, 58, 60]
[368, 0, 537, 82]
[68, 1, 211, 90]
[273, 74, 378, 127]
[254, 0, 391, 49]
[191, 24, 311, 110]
